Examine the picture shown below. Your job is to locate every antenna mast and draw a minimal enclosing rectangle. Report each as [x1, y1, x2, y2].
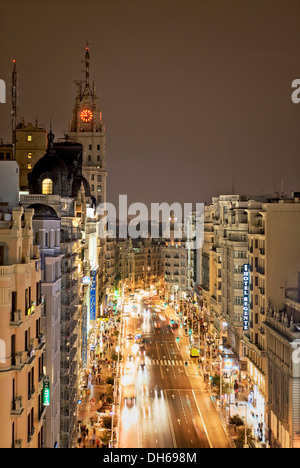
[11, 59, 17, 159]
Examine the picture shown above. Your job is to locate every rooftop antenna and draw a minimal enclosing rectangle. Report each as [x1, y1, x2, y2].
[11, 59, 17, 159]
[81, 41, 94, 96]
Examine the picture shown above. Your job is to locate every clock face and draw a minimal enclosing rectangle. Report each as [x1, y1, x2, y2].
[80, 108, 93, 122]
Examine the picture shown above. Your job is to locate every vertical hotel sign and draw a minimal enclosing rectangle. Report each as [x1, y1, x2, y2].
[90, 270, 96, 321]
[82, 305, 88, 368]
[243, 264, 250, 331]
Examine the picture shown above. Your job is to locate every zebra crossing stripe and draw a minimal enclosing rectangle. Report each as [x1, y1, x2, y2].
[143, 359, 196, 366]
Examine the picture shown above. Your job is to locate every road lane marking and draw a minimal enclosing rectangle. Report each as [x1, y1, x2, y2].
[192, 390, 213, 448]
[164, 390, 177, 448]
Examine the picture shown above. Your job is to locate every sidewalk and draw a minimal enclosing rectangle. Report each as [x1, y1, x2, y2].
[76, 319, 120, 448]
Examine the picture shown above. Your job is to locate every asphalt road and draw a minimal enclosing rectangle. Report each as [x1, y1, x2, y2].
[118, 295, 230, 449]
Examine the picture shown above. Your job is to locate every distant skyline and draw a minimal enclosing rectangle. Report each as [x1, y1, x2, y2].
[0, 0, 300, 207]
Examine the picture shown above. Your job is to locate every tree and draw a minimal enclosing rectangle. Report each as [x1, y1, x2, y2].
[100, 430, 111, 446]
[102, 416, 112, 429]
[111, 351, 122, 362]
[211, 374, 230, 396]
[106, 377, 114, 386]
[229, 414, 244, 427]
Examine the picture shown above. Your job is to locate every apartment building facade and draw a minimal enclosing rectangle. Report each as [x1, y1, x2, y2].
[0, 206, 46, 448]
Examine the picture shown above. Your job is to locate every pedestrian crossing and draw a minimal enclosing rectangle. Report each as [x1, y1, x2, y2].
[144, 357, 196, 367]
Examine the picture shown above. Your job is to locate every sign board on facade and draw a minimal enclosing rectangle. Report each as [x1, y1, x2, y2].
[90, 270, 96, 320]
[243, 264, 250, 331]
[43, 377, 50, 406]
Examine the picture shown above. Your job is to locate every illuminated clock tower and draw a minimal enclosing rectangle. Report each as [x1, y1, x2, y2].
[69, 45, 107, 206]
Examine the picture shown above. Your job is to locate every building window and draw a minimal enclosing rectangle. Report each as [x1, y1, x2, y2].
[97, 155, 100, 161]
[91, 184, 94, 192]
[97, 185, 102, 192]
[89, 144, 92, 150]
[98, 175, 102, 182]
[42, 178, 53, 195]
[97, 196, 102, 203]
[88, 155, 91, 161]
[91, 174, 94, 181]
[28, 152, 32, 159]
[27, 135, 32, 142]
[27, 163, 32, 170]
[97, 145, 100, 150]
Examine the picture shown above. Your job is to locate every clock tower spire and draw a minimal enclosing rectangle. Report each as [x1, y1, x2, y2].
[68, 45, 107, 206]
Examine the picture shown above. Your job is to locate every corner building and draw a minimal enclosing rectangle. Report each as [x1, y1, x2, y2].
[0, 206, 45, 448]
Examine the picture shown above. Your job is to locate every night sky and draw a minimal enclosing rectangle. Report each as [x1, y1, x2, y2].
[0, 0, 300, 209]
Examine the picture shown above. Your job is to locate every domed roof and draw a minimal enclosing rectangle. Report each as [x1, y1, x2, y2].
[28, 131, 70, 196]
[28, 203, 59, 219]
[30, 131, 69, 178]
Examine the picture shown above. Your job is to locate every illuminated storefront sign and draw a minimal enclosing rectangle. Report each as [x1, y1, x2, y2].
[243, 264, 250, 331]
[90, 270, 96, 320]
[43, 377, 50, 406]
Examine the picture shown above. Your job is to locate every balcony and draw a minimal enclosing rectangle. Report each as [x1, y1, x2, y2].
[9, 309, 22, 327]
[11, 396, 24, 416]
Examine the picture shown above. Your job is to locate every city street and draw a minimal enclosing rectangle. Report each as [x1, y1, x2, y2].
[118, 293, 230, 448]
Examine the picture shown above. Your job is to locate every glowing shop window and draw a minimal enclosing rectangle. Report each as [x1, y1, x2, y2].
[42, 178, 53, 195]
[27, 135, 32, 142]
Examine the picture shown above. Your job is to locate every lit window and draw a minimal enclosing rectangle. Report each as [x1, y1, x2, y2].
[97, 185, 102, 192]
[27, 135, 32, 142]
[28, 152, 32, 159]
[27, 163, 32, 170]
[42, 178, 53, 195]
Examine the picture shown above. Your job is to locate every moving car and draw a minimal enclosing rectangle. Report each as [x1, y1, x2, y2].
[124, 385, 136, 408]
[154, 385, 163, 398]
[139, 356, 146, 369]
